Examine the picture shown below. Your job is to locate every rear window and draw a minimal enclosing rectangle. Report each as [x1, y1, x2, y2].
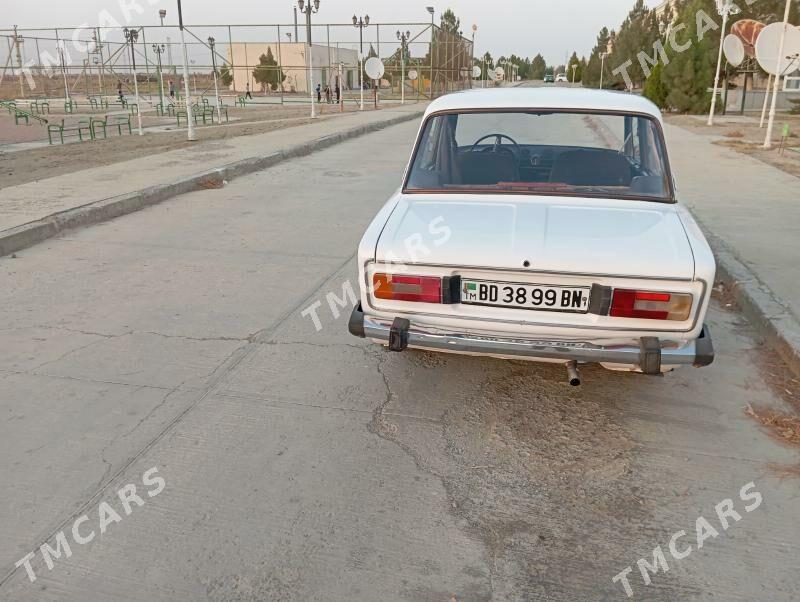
[405, 110, 672, 201]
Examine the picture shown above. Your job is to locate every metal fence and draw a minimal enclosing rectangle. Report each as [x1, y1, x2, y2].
[0, 23, 474, 104]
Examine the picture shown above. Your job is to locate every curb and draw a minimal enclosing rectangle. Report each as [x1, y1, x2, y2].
[0, 109, 424, 258]
[696, 217, 800, 377]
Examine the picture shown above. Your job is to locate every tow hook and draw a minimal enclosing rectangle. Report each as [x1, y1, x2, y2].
[388, 318, 411, 352]
[566, 361, 581, 386]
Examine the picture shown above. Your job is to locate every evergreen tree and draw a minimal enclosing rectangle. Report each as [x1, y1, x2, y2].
[661, 0, 716, 113]
[440, 9, 461, 35]
[584, 27, 612, 87]
[611, 0, 662, 89]
[530, 54, 547, 80]
[252, 48, 285, 92]
[643, 61, 669, 108]
[218, 64, 233, 88]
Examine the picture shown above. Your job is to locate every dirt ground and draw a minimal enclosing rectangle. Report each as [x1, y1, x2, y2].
[665, 113, 800, 178]
[0, 102, 400, 189]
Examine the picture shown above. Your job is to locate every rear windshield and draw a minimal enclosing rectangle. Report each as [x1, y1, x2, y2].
[405, 111, 672, 201]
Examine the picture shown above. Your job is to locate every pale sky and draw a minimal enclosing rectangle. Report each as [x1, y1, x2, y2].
[4, 0, 661, 66]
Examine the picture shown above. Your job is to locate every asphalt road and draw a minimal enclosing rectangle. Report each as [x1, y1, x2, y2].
[1, 119, 798, 601]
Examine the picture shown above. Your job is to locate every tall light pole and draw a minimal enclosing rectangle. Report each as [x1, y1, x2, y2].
[397, 30, 410, 105]
[58, 42, 70, 104]
[176, 0, 196, 140]
[208, 36, 222, 123]
[293, 6, 299, 42]
[353, 15, 369, 111]
[123, 28, 144, 136]
[427, 7, 435, 97]
[159, 9, 166, 26]
[298, 0, 320, 119]
[708, 0, 741, 126]
[764, 0, 794, 148]
[152, 43, 166, 106]
[599, 52, 607, 89]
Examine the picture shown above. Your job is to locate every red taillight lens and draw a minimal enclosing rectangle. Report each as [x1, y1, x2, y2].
[373, 273, 442, 303]
[610, 289, 692, 321]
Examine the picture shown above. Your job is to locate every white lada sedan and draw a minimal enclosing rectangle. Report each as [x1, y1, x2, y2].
[349, 88, 715, 384]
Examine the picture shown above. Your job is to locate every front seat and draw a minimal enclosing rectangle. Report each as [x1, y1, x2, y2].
[459, 151, 519, 185]
[549, 149, 632, 187]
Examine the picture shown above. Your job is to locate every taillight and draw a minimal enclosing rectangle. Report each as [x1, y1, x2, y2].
[610, 289, 692, 321]
[373, 273, 442, 303]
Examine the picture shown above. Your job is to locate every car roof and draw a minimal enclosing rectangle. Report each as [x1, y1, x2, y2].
[424, 87, 663, 122]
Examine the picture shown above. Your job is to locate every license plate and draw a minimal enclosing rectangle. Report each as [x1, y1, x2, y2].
[461, 280, 590, 313]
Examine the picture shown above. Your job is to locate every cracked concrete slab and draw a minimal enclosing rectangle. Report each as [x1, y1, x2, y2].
[0, 372, 197, 571]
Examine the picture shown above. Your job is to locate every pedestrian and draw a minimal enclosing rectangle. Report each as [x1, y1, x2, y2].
[117, 80, 124, 102]
[335, 84, 340, 104]
[245, 81, 253, 100]
[168, 79, 175, 98]
[316, 83, 321, 103]
[324, 85, 331, 104]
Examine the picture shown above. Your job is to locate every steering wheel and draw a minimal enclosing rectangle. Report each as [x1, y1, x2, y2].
[469, 133, 520, 157]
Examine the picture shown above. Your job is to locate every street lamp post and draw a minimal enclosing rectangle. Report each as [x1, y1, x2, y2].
[152, 44, 166, 106]
[709, 0, 741, 126]
[353, 15, 369, 111]
[397, 30, 410, 105]
[298, 0, 320, 119]
[599, 52, 607, 89]
[764, 0, 794, 148]
[123, 28, 144, 136]
[571, 63, 577, 84]
[58, 42, 70, 105]
[176, 0, 196, 141]
[427, 6, 435, 97]
[208, 36, 222, 123]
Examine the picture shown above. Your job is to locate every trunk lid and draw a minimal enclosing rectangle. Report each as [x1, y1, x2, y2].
[376, 194, 695, 280]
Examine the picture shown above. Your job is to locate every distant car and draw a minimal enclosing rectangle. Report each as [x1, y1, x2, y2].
[544, 74, 555, 83]
[555, 73, 568, 83]
[349, 88, 715, 384]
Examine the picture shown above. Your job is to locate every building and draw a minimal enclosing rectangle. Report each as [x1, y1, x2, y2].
[226, 43, 359, 94]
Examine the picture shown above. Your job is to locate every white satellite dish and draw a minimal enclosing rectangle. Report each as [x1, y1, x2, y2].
[472, 65, 482, 78]
[408, 69, 418, 81]
[723, 34, 745, 67]
[494, 66, 505, 80]
[364, 57, 385, 80]
[755, 22, 800, 76]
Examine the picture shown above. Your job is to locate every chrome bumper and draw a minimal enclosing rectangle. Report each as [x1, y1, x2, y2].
[349, 304, 714, 374]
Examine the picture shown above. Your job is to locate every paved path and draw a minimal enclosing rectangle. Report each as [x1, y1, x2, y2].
[664, 123, 799, 322]
[0, 119, 798, 601]
[0, 104, 425, 233]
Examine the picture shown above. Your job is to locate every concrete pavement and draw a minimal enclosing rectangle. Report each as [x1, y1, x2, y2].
[1, 119, 799, 601]
[0, 103, 426, 257]
[664, 123, 800, 374]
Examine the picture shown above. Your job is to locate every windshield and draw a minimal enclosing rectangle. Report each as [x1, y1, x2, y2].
[405, 110, 672, 201]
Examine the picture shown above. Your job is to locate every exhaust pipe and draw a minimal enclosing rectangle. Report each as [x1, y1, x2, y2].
[566, 361, 581, 387]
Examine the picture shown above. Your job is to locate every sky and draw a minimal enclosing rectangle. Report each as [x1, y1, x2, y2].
[4, 0, 662, 66]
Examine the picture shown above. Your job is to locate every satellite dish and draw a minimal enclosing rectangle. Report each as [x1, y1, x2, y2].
[755, 22, 800, 76]
[408, 69, 418, 81]
[723, 34, 745, 67]
[494, 66, 505, 80]
[364, 57, 385, 80]
[472, 65, 481, 78]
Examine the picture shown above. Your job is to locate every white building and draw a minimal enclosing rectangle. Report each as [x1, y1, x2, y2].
[227, 43, 359, 94]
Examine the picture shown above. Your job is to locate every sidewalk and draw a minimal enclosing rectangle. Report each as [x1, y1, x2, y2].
[0, 103, 427, 255]
[664, 122, 800, 373]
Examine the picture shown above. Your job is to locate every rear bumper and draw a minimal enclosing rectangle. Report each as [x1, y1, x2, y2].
[349, 304, 714, 373]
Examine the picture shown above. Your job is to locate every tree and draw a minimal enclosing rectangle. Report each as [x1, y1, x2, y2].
[218, 64, 233, 88]
[643, 61, 669, 108]
[252, 48, 285, 92]
[610, 0, 661, 89]
[583, 27, 612, 87]
[661, 0, 717, 113]
[440, 8, 461, 35]
[530, 54, 547, 80]
[567, 52, 584, 83]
